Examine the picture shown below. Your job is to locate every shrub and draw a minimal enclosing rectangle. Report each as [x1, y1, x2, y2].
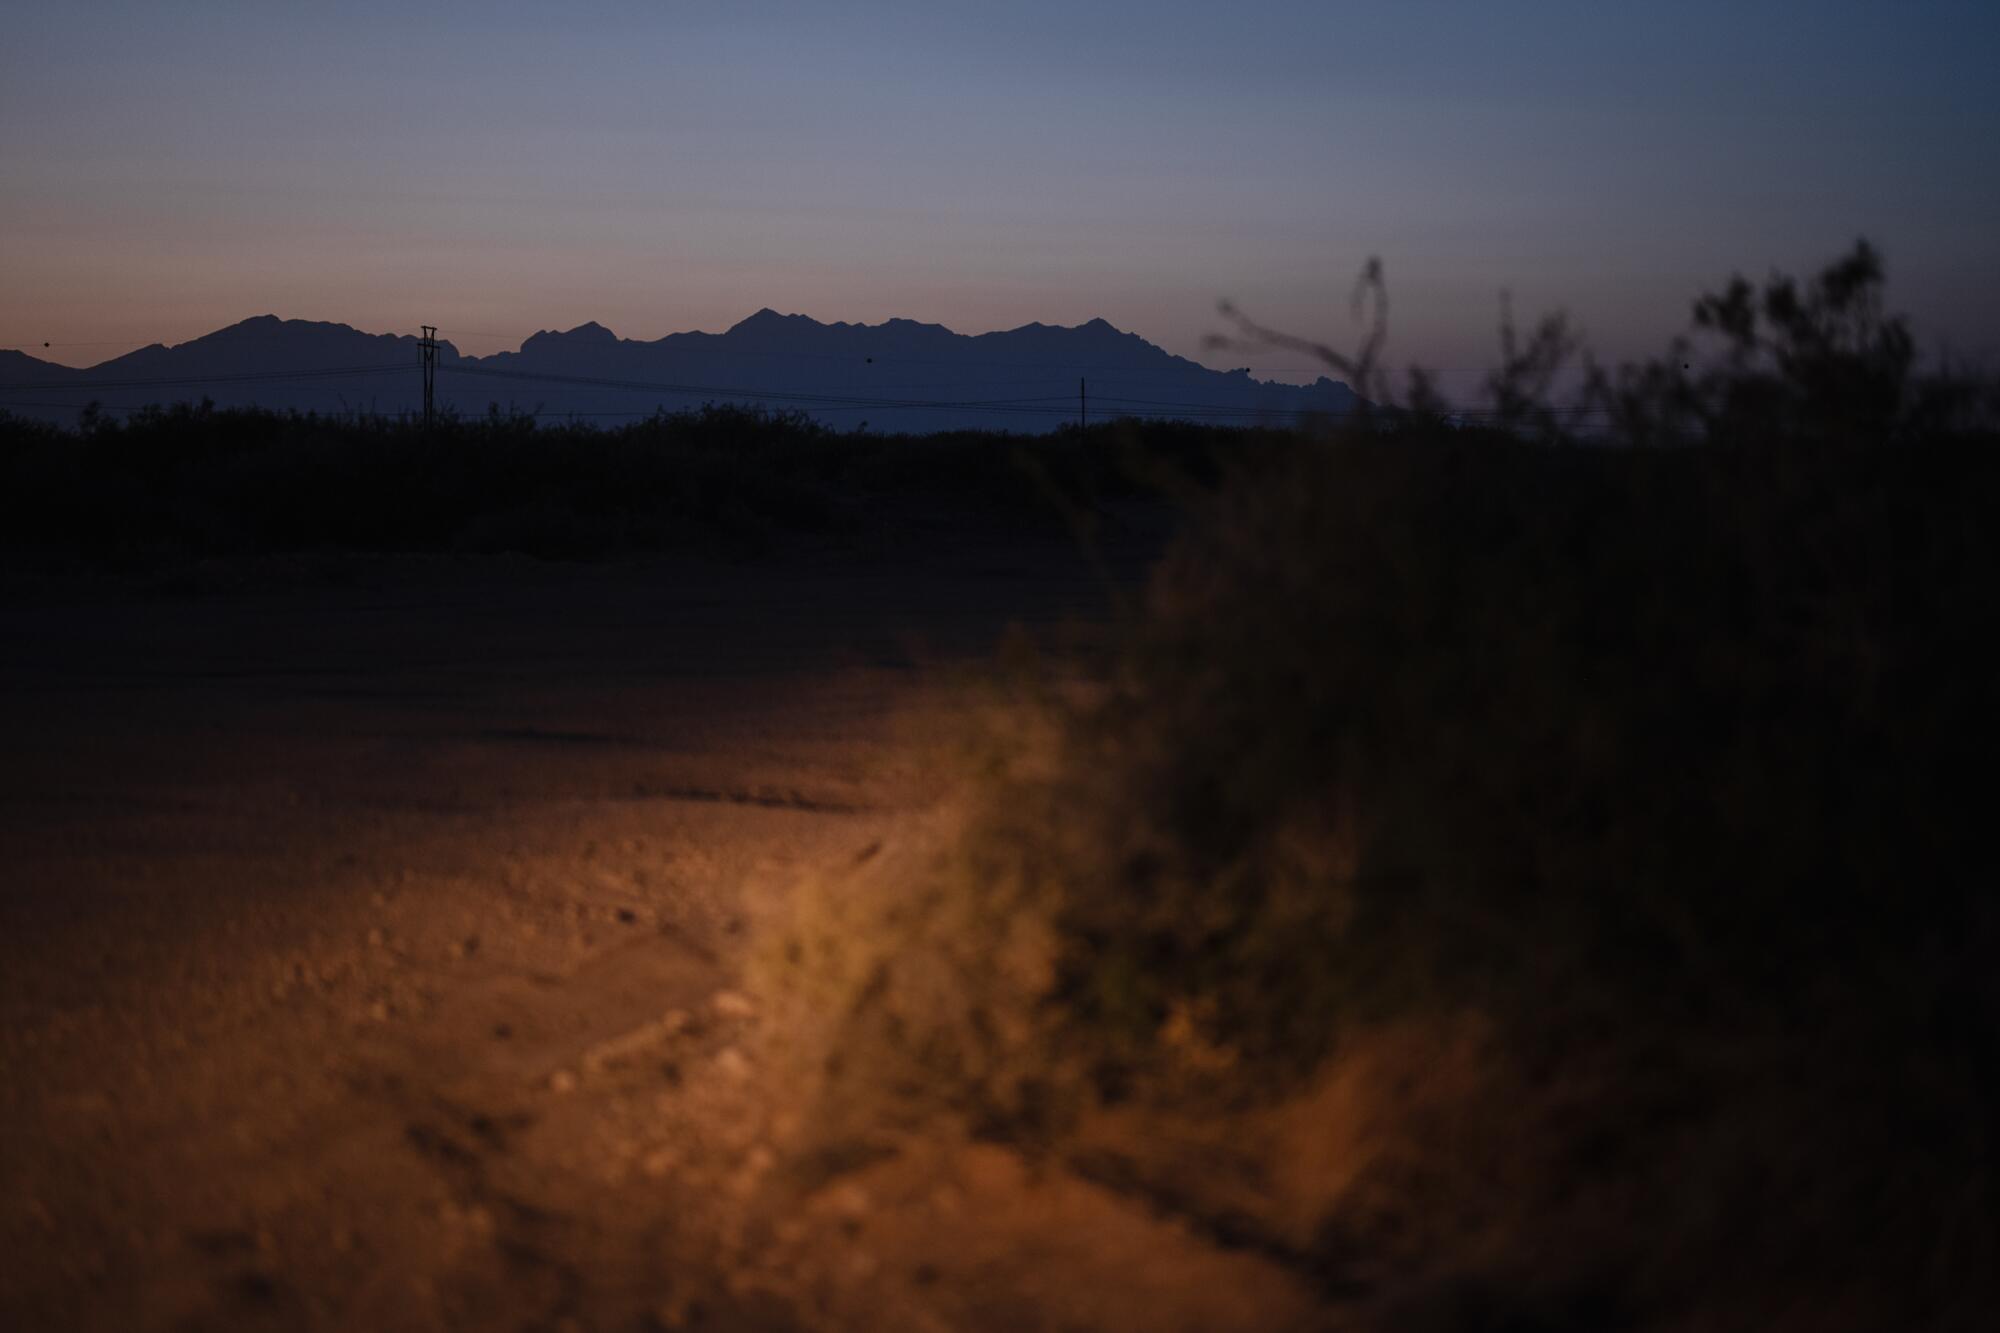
[754, 248, 1999, 1328]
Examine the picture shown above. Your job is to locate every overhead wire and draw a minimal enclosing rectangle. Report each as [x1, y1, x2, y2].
[0, 362, 413, 395]
[438, 362, 1158, 417]
[11, 325, 1499, 378]
[0, 327, 1611, 424]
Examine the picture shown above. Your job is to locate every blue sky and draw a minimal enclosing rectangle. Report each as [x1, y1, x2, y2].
[4, 1, 1996, 386]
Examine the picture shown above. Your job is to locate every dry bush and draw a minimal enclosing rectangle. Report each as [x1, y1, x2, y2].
[750, 247, 1998, 1329]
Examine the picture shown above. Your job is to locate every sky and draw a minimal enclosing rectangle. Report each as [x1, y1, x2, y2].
[4, 0, 1997, 389]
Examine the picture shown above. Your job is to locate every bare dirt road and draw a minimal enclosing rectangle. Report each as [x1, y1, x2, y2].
[0, 537, 1325, 1331]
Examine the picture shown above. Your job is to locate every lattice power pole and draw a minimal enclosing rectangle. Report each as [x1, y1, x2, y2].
[418, 325, 439, 431]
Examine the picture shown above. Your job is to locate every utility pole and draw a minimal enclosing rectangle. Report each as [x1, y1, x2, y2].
[1079, 376, 1086, 432]
[418, 325, 438, 432]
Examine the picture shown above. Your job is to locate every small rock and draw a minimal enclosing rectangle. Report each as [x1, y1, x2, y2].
[712, 1047, 752, 1082]
[829, 1182, 871, 1219]
[710, 990, 756, 1020]
[549, 1069, 578, 1094]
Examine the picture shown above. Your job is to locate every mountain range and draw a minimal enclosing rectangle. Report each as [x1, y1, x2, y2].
[0, 311, 1358, 434]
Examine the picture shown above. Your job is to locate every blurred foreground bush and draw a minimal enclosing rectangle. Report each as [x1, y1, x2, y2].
[757, 250, 1999, 1330]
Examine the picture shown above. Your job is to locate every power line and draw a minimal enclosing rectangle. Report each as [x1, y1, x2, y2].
[10, 325, 1443, 377]
[449, 362, 1521, 421]
[0, 340, 159, 350]
[436, 363, 1128, 416]
[443, 363, 1332, 422]
[1, 329, 430, 352]
[0, 393, 1614, 429]
[0, 333, 1615, 424]
[0, 361, 411, 395]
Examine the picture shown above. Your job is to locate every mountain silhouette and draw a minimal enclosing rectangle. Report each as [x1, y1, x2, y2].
[0, 312, 1359, 432]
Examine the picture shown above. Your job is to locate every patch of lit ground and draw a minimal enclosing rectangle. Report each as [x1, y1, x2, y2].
[0, 539, 1322, 1331]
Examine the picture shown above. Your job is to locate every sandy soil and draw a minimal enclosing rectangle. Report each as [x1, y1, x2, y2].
[0, 535, 1324, 1331]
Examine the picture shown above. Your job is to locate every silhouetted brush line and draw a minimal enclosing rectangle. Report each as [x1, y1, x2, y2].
[0, 401, 1271, 567]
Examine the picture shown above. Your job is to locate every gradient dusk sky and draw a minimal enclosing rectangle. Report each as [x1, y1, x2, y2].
[5, 1, 1997, 383]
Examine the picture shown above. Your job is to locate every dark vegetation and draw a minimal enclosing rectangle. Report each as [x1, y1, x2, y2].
[759, 245, 1999, 1330]
[0, 403, 1262, 568]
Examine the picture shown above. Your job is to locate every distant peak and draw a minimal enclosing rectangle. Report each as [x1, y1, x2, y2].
[866, 316, 950, 338]
[206, 314, 286, 335]
[728, 308, 821, 334]
[523, 321, 619, 349]
[172, 315, 370, 351]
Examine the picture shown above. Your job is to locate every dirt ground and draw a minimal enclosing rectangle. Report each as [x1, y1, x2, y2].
[0, 534, 1325, 1331]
